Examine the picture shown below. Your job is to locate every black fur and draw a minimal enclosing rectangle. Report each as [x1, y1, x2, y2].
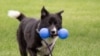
[15, 7, 63, 56]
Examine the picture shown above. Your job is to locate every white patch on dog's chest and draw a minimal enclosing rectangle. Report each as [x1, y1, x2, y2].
[37, 37, 58, 56]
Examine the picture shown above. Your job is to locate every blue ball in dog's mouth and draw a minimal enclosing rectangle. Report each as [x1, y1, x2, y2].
[39, 28, 69, 39]
[58, 28, 69, 39]
[39, 28, 50, 39]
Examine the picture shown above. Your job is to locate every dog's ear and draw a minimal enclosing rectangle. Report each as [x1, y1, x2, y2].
[41, 6, 49, 19]
[56, 10, 64, 19]
[57, 10, 64, 16]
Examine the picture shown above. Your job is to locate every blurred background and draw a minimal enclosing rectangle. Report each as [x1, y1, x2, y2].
[0, 0, 100, 56]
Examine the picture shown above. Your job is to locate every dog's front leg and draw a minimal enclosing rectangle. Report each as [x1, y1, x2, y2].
[28, 48, 37, 56]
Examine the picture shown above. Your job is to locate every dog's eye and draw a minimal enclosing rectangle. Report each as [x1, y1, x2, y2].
[54, 21, 57, 24]
[49, 21, 52, 24]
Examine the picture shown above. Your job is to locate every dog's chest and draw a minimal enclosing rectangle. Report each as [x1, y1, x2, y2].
[37, 37, 58, 56]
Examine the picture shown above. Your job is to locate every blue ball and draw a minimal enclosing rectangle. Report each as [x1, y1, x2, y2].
[58, 28, 69, 39]
[39, 28, 50, 39]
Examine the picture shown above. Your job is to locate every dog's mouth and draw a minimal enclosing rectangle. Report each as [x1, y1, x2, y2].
[50, 33, 58, 37]
[50, 30, 58, 37]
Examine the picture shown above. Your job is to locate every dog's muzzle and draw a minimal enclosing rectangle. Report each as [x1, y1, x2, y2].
[50, 27, 58, 37]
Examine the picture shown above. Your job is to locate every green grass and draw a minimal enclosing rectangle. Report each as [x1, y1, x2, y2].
[0, 0, 100, 56]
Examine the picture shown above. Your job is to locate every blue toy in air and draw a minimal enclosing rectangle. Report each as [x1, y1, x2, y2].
[39, 28, 69, 39]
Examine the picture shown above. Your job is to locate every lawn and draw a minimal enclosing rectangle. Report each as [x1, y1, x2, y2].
[0, 0, 100, 56]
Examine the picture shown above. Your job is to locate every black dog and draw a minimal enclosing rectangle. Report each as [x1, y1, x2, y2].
[8, 7, 63, 56]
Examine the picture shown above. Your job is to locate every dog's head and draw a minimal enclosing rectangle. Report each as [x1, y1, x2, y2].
[39, 7, 64, 37]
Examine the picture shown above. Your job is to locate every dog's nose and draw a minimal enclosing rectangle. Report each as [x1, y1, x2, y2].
[51, 31, 55, 34]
